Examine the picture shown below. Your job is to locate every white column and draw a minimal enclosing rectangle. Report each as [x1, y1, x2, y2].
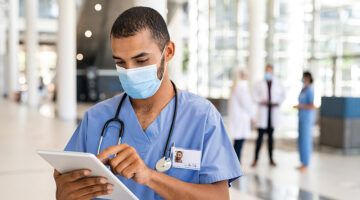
[168, 3, 184, 89]
[25, 0, 39, 107]
[309, 0, 320, 76]
[8, 0, 20, 97]
[134, 0, 167, 21]
[248, 0, 266, 85]
[0, 5, 6, 97]
[287, 1, 305, 83]
[266, 0, 276, 65]
[187, 0, 198, 94]
[310, 0, 319, 62]
[236, 0, 243, 67]
[334, 10, 347, 96]
[56, 0, 77, 120]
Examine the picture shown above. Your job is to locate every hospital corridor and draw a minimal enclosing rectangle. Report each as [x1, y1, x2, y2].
[0, 0, 360, 200]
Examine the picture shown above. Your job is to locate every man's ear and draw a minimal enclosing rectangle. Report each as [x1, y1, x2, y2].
[165, 41, 175, 62]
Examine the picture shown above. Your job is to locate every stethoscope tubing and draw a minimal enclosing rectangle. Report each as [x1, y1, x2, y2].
[97, 81, 178, 161]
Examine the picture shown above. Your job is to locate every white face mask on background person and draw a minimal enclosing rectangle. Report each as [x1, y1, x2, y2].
[116, 47, 166, 99]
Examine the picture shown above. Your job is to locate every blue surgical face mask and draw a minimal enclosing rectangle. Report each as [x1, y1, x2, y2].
[116, 48, 166, 99]
[264, 72, 273, 81]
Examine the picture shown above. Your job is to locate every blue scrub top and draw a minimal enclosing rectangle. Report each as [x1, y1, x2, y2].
[65, 91, 243, 200]
[298, 86, 315, 120]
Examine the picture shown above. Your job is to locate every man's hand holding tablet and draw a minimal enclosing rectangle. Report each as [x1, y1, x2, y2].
[54, 169, 113, 200]
[38, 150, 139, 200]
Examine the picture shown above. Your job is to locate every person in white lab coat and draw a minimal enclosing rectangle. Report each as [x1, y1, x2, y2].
[251, 64, 285, 167]
[228, 70, 255, 163]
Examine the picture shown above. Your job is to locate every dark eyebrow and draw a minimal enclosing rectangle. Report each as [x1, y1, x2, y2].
[131, 52, 150, 59]
[112, 52, 150, 60]
[112, 55, 123, 60]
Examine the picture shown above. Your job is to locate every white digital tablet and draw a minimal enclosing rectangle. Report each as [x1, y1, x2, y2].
[37, 150, 139, 200]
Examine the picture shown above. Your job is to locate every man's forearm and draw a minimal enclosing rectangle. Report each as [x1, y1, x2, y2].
[145, 170, 229, 200]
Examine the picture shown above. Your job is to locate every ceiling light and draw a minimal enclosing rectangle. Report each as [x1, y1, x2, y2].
[84, 30, 92, 38]
[76, 53, 84, 61]
[94, 3, 102, 11]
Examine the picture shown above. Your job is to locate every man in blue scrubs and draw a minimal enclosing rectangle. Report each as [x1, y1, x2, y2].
[54, 7, 242, 200]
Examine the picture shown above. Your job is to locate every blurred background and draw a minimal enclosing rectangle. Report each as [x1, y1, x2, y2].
[0, 0, 359, 199]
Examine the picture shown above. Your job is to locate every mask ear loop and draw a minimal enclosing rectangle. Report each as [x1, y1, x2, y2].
[157, 45, 168, 82]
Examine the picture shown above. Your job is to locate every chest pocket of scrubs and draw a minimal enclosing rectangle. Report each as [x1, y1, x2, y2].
[153, 169, 199, 200]
[168, 168, 199, 183]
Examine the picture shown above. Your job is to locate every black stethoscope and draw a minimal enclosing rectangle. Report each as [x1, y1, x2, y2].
[97, 81, 178, 172]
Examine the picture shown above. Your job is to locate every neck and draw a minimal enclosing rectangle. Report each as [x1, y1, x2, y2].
[130, 75, 175, 112]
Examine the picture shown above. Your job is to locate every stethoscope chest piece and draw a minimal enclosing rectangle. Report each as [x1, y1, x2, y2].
[155, 157, 172, 172]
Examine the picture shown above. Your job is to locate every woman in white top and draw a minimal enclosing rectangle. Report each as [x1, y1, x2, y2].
[228, 70, 255, 163]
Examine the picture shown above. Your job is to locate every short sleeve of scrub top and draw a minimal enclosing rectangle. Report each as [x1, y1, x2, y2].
[199, 104, 243, 184]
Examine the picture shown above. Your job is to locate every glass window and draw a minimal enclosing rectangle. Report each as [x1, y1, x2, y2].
[19, 0, 58, 19]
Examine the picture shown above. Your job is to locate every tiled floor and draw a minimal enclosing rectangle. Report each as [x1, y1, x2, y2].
[1, 99, 359, 199]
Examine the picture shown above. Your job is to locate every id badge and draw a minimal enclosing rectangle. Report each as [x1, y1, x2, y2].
[171, 147, 201, 170]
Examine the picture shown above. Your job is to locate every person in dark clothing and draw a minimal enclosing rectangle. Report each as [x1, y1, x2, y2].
[251, 64, 285, 167]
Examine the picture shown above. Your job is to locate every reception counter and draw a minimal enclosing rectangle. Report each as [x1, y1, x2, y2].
[320, 97, 360, 153]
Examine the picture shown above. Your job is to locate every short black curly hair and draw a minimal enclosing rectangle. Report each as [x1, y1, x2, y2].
[110, 7, 170, 50]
